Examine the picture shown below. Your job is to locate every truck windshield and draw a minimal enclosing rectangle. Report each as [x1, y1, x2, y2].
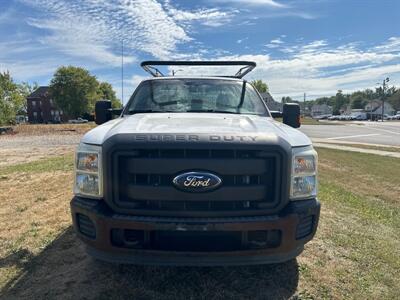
[124, 79, 268, 116]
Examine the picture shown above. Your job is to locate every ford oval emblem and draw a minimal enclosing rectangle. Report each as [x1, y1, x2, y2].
[173, 171, 222, 192]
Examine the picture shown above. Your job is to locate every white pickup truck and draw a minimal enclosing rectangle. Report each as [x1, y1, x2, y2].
[70, 61, 320, 266]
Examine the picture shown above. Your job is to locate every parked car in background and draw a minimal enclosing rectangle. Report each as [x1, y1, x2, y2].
[313, 114, 331, 120]
[350, 113, 367, 120]
[68, 117, 88, 124]
[15, 115, 28, 124]
[388, 114, 400, 120]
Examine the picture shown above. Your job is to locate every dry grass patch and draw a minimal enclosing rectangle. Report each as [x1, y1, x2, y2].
[0, 146, 75, 168]
[0, 154, 74, 175]
[12, 123, 95, 136]
[0, 170, 73, 289]
[0, 154, 75, 291]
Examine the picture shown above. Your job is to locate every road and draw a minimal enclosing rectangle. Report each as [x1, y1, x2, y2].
[300, 121, 400, 146]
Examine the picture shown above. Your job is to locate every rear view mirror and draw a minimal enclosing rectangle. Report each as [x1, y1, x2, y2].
[283, 103, 300, 128]
[95, 100, 112, 125]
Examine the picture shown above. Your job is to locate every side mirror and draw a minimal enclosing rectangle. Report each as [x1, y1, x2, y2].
[95, 100, 112, 125]
[283, 103, 300, 128]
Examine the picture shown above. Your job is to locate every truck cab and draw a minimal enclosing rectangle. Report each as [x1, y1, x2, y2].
[70, 61, 320, 266]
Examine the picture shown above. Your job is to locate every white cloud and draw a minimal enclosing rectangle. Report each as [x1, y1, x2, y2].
[4, 1, 400, 102]
[213, 0, 287, 8]
[375, 37, 400, 53]
[0, 60, 58, 80]
[21, 0, 232, 62]
[237, 37, 248, 44]
[27, 17, 135, 67]
[270, 38, 284, 44]
[163, 1, 237, 27]
[301, 40, 328, 51]
[208, 38, 400, 99]
[116, 38, 400, 100]
[266, 37, 285, 48]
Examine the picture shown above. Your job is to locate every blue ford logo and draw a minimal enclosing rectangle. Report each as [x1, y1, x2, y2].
[173, 171, 222, 192]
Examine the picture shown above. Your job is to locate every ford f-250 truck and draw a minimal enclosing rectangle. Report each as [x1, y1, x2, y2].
[71, 61, 320, 266]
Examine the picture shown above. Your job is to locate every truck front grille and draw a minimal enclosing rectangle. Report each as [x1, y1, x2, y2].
[110, 148, 283, 216]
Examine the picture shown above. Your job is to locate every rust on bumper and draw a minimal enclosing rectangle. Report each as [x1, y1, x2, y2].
[71, 197, 320, 266]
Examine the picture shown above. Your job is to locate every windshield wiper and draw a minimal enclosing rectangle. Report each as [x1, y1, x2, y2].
[126, 109, 174, 114]
[186, 109, 239, 114]
[127, 109, 241, 115]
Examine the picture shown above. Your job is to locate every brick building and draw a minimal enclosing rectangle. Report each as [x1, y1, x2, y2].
[27, 86, 67, 123]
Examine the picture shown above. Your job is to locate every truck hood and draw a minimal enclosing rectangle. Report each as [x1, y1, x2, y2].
[81, 113, 311, 147]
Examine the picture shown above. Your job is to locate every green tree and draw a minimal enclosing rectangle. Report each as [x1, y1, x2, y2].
[250, 80, 268, 93]
[50, 66, 99, 118]
[387, 89, 400, 111]
[97, 82, 122, 108]
[0, 71, 25, 125]
[333, 90, 349, 115]
[351, 95, 366, 109]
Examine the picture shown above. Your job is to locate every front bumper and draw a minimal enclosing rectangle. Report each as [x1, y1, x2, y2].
[71, 197, 320, 266]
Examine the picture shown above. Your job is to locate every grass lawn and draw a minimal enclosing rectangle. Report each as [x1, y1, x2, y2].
[300, 117, 325, 125]
[323, 143, 400, 153]
[0, 148, 399, 299]
[275, 117, 339, 125]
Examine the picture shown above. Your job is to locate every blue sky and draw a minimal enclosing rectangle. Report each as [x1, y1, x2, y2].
[1, 0, 400, 103]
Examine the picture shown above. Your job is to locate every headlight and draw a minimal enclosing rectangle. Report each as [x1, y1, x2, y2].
[74, 143, 103, 198]
[290, 146, 317, 200]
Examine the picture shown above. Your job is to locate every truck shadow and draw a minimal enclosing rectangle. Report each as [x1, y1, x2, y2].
[1, 227, 299, 300]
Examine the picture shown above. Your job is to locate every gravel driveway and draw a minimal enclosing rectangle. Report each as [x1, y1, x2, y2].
[0, 134, 82, 167]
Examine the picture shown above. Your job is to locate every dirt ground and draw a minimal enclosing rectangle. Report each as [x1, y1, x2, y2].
[0, 124, 86, 167]
[2, 228, 300, 300]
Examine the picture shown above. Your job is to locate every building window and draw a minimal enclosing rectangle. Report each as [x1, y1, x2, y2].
[50, 99, 54, 105]
[32, 101, 36, 107]
[33, 112, 37, 118]
[51, 110, 54, 116]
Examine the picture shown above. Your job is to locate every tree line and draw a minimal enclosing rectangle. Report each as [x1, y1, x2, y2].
[0, 66, 121, 125]
[306, 88, 400, 115]
[273, 87, 400, 115]
[249, 79, 400, 114]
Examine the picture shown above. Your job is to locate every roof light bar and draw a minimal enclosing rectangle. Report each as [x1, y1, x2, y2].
[140, 61, 256, 78]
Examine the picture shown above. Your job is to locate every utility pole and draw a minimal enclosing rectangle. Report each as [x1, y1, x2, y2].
[303, 92, 306, 117]
[380, 77, 389, 121]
